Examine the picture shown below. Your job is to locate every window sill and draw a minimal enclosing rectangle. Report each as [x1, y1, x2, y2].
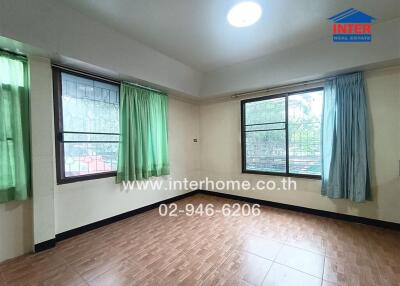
[57, 171, 117, 185]
[242, 170, 321, 180]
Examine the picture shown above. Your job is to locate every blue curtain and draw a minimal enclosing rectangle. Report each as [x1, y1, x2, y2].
[321, 72, 370, 202]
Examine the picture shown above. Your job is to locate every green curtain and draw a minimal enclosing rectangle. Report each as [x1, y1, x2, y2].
[116, 82, 169, 182]
[0, 51, 31, 203]
[321, 72, 370, 202]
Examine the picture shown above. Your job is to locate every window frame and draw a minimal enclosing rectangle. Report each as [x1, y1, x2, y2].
[52, 67, 120, 185]
[240, 87, 323, 180]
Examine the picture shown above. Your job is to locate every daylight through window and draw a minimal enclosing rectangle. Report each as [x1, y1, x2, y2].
[54, 69, 120, 183]
[242, 88, 323, 178]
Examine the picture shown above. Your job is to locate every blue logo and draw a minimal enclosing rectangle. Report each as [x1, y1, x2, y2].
[328, 8, 375, 42]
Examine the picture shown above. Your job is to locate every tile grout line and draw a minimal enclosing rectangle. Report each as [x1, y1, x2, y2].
[282, 242, 326, 256]
[272, 261, 323, 280]
[258, 260, 273, 286]
[255, 241, 286, 286]
[59, 252, 91, 286]
[248, 233, 326, 256]
[271, 239, 325, 280]
[1, 195, 397, 285]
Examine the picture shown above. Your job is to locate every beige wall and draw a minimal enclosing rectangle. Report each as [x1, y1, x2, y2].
[0, 56, 54, 263]
[199, 66, 400, 224]
[1, 61, 399, 263]
[0, 58, 200, 262]
[0, 0, 202, 96]
[29, 57, 56, 246]
[0, 201, 32, 262]
[55, 97, 200, 233]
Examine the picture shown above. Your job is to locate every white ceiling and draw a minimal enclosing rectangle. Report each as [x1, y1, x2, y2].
[61, 0, 400, 72]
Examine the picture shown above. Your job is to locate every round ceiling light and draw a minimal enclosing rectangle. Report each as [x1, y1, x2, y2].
[227, 1, 262, 28]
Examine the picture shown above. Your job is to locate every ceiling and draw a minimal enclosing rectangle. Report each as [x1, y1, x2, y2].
[61, 0, 400, 72]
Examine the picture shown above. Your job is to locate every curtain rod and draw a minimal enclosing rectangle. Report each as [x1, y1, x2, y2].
[231, 76, 336, 98]
[52, 64, 167, 94]
[123, 81, 167, 95]
[0, 48, 27, 61]
[52, 64, 120, 84]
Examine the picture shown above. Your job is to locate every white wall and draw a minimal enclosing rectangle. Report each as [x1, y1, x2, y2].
[55, 97, 200, 233]
[0, 57, 55, 262]
[0, 6, 398, 262]
[29, 57, 56, 245]
[1, 63, 399, 263]
[3, 0, 399, 99]
[0, 60, 200, 262]
[201, 18, 400, 97]
[0, 0, 202, 97]
[199, 66, 400, 223]
[0, 201, 32, 262]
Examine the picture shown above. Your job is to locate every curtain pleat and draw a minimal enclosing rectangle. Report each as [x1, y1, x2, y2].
[116, 83, 169, 182]
[321, 72, 370, 202]
[0, 52, 31, 203]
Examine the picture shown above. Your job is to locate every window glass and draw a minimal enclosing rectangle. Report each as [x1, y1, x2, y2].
[57, 72, 119, 179]
[242, 89, 323, 177]
[245, 97, 286, 173]
[288, 90, 323, 175]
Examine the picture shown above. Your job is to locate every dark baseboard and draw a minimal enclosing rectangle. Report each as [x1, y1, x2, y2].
[34, 191, 196, 252]
[55, 191, 196, 242]
[34, 239, 56, 252]
[197, 190, 400, 231]
[35, 189, 399, 253]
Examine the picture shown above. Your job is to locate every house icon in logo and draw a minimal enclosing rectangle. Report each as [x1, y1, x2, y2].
[328, 8, 375, 42]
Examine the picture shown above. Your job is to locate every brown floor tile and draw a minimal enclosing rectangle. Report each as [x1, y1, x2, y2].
[240, 234, 283, 260]
[275, 245, 325, 277]
[200, 270, 254, 286]
[0, 273, 5, 286]
[322, 280, 338, 286]
[88, 259, 160, 286]
[323, 257, 383, 286]
[375, 260, 400, 286]
[262, 263, 321, 286]
[150, 256, 201, 285]
[0, 250, 68, 285]
[0, 194, 399, 285]
[68, 246, 130, 281]
[285, 234, 326, 255]
[217, 250, 272, 285]
[5, 264, 87, 286]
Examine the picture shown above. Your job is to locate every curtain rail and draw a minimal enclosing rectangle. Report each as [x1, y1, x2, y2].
[232, 76, 336, 98]
[51, 64, 166, 94]
[123, 81, 167, 95]
[52, 64, 120, 84]
[0, 48, 27, 61]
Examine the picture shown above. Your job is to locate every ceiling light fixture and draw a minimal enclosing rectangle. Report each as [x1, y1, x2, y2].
[227, 1, 262, 28]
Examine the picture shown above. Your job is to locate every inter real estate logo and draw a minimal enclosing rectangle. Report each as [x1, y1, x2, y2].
[328, 8, 375, 42]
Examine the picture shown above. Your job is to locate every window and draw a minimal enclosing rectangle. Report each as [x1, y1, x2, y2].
[53, 68, 120, 184]
[241, 88, 323, 178]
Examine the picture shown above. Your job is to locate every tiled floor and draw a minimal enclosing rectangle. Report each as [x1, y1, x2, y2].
[0, 194, 399, 286]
